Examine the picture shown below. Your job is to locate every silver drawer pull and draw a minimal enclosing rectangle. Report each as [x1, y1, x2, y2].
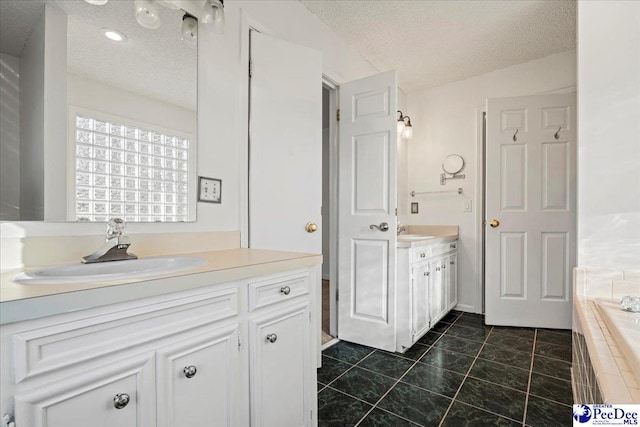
[424, 272, 430, 276]
[450, 261, 455, 265]
[266, 333, 278, 343]
[113, 393, 130, 409]
[280, 286, 291, 295]
[451, 244, 457, 249]
[420, 253, 426, 258]
[183, 365, 197, 378]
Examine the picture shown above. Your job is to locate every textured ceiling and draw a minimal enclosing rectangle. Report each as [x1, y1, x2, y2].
[0, 0, 196, 111]
[300, 0, 576, 92]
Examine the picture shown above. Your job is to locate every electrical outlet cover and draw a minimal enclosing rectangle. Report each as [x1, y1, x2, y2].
[198, 177, 222, 203]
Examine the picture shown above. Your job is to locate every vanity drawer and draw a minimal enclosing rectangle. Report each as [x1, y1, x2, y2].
[248, 270, 310, 311]
[411, 247, 431, 263]
[432, 241, 457, 257]
[12, 286, 238, 383]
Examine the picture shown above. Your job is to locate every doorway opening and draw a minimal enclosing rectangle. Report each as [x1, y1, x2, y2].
[321, 81, 339, 346]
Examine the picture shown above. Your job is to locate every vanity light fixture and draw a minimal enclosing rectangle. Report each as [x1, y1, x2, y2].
[101, 28, 128, 42]
[201, 0, 225, 34]
[397, 110, 406, 133]
[181, 13, 198, 47]
[134, 0, 162, 30]
[401, 116, 413, 140]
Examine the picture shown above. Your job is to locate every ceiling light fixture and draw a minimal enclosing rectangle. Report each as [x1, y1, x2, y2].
[201, 0, 225, 34]
[85, 0, 109, 5]
[101, 28, 128, 42]
[134, 0, 162, 30]
[181, 13, 198, 47]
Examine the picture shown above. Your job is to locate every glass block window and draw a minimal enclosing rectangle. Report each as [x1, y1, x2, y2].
[74, 113, 190, 222]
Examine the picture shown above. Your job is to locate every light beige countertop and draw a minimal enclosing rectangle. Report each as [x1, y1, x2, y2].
[0, 248, 322, 325]
[396, 225, 458, 248]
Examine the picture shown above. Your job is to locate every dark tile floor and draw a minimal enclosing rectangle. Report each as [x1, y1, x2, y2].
[318, 311, 573, 427]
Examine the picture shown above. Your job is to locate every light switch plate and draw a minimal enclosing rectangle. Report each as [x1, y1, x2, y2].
[463, 199, 472, 212]
[198, 177, 222, 203]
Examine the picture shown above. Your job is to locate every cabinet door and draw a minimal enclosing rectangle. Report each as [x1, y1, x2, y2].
[430, 258, 448, 325]
[156, 323, 240, 427]
[15, 353, 155, 427]
[411, 264, 431, 341]
[250, 302, 311, 427]
[447, 254, 458, 310]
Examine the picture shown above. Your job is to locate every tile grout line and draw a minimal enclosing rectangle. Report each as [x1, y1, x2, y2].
[522, 329, 538, 426]
[321, 349, 377, 389]
[435, 319, 494, 427]
[353, 312, 463, 426]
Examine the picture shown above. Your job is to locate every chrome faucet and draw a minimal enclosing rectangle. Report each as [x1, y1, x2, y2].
[82, 218, 138, 264]
[397, 223, 408, 235]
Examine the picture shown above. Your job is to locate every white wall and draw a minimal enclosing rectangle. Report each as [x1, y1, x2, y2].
[406, 50, 576, 313]
[0, 53, 20, 221]
[1, 0, 378, 238]
[18, 8, 46, 221]
[577, 1, 640, 270]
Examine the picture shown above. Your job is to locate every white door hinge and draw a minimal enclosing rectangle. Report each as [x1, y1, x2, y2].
[237, 333, 242, 352]
[336, 289, 339, 301]
[249, 60, 253, 78]
[336, 109, 340, 122]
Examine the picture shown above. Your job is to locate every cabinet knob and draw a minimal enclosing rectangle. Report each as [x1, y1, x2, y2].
[420, 253, 426, 258]
[451, 244, 457, 249]
[183, 365, 197, 378]
[113, 393, 130, 410]
[442, 265, 446, 269]
[266, 333, 278, 343]
[436, 267, 441, 271]
[280, 286, 291, 295]
[424, 272, 430, 276]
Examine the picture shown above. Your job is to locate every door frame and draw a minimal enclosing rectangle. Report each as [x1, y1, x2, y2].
[238, 10, 341, 337]
[475, 106, 486, 314]
[322, 77, 340, 338]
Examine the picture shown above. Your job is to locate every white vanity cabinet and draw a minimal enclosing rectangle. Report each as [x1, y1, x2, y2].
[247, 271, 313, 427]
[1, 267, 319, 427]
[397, 239, 457, 352]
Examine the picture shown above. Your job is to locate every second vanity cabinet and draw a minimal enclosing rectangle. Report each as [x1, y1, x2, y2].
[1, 267, 318, 427]
[397, 239, 457, 352]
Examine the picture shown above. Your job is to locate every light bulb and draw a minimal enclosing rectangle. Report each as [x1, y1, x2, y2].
[85, 0, 109, 5]
[201, 0, 225, 34]
[182, 15, 197, 47]
[397, 120, 405, 133]
[402, 124, 413, 140]
[134, 0, 162, 30]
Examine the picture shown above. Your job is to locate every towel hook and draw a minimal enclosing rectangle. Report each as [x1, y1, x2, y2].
[554, 126, 561, 140]
[512, 129, 518, 142]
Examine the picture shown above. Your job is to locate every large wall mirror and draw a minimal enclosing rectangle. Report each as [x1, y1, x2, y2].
[0, 0, 197, 223]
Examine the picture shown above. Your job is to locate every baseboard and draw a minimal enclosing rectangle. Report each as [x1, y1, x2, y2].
[454, 303, 481, 314]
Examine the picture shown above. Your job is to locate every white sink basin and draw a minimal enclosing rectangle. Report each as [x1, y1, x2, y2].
[398, 234, 435, 239]
[12, 256, 206, 285]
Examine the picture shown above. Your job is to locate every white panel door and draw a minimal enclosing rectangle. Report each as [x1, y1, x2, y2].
[485, 94, 576, 328]
[338, 71, 397, 351]
[249, 30, 322, 254]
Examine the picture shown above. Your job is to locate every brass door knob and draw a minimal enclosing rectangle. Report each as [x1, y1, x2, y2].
[489, 219, 500, 228]
[305, 222, 318, 233]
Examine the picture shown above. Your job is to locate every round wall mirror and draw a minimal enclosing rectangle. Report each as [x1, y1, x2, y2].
[442, 154, 465, 175]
